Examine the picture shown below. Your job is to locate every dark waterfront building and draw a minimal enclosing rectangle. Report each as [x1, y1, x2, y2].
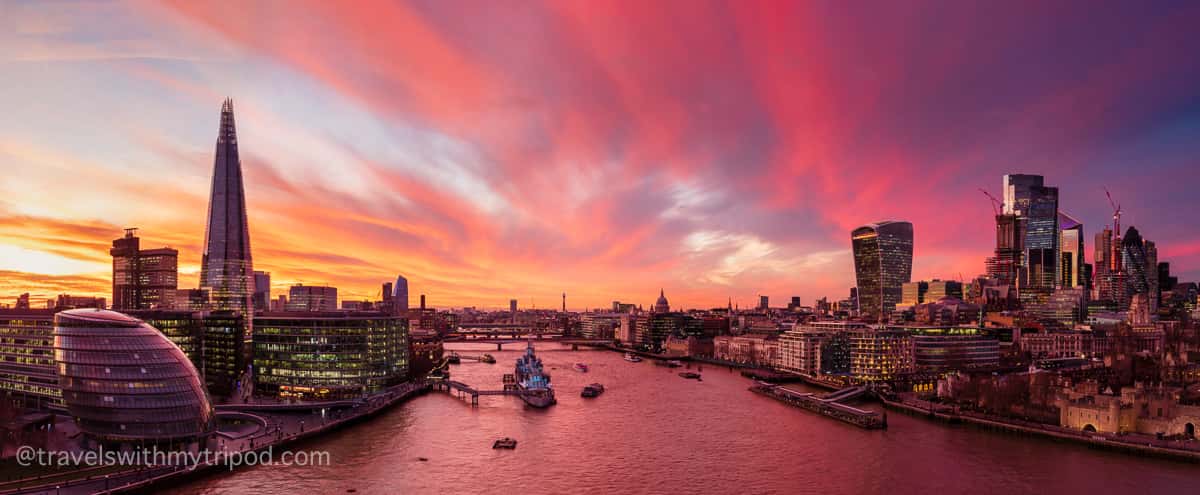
[128, 310, 246, 397]
[110, 228, 179, 311]
[253, 271, 271, 312]
[200, 99, 254, 322]
[822, 331, 853, 375]
[252, 312, 409, 400]
[407, 333, 443, 380]
[851, 221, 914, 321]
[285, 284, 338, 312]
[53, 309, 214, 443]
[0, 309, 61, 410]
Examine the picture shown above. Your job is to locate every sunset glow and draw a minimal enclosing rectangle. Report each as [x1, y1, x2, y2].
[2, 0, 1198, 309]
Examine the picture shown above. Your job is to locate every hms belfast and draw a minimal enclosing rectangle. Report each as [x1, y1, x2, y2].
[200, 99, 254, 329]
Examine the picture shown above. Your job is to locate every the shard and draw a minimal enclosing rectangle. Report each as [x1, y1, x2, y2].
[200, 98, 254, 318]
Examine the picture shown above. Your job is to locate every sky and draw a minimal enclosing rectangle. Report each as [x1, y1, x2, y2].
[1, 0, 1199, 310]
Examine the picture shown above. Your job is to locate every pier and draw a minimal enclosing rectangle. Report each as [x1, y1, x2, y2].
[431, 379, 530, 407]
[750, 385, 886, 430]
[453, 354, 492, 362]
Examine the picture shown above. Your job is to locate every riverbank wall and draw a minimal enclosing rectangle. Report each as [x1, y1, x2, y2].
[882, 398, 1200, 463]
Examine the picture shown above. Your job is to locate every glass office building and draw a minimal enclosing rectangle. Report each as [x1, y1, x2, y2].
[200, 99, 254, 321]
[897, 326, 1000, 371]
[852, 221, 914, 320]
[129, 310, 246, 397]
[252, 312, 409, 400]
[53, 309, 215, 443]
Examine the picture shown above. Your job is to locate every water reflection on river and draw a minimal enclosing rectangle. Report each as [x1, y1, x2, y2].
[184, 343, 1196, 494]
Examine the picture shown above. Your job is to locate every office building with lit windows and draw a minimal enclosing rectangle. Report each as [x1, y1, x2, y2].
[0, 309, 62, 410]
[894, 326, 1000, 372]
[252, 312, 409, 400]
[128, 310, 246, 397]
[849, 328, 914, 382]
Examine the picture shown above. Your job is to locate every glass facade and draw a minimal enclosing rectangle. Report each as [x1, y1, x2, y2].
[1122, 227, 1157, 312]
[897, 326, 1000, 371]
[53, 309, 215, 442]
[200, 99, 254, 320]
[1003, 174, 1059, 293]
[252, 312, 409, 400]
[852, 221, 914, 320]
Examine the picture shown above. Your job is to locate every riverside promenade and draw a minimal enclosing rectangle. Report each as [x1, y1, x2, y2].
[883, 396, 1200, 462]
[0, 380, 432, 495]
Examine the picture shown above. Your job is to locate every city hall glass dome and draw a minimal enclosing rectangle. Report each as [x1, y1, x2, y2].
[53, 309, 214, 442]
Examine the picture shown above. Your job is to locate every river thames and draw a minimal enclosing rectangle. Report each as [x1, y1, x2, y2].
[183, 343, 1197, 494]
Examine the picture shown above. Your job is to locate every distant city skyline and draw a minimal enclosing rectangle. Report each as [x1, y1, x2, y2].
[2, 1, 1199, 309]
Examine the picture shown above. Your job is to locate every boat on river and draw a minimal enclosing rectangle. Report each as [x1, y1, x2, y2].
[515, 341, 556, 408]
[581, 383, 605, 398]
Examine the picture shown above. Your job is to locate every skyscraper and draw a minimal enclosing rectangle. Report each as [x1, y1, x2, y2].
[1003, 174, 1059, 293]
[851, 221, 913, 321]
[200, 98, 254, 320]
[253, 271, 271, 312]
[1059, 212, 1085, 289]
[110, 228, 178, 310]
[393, 275, 409, 312]
[1094, 227, 1125, 304]
[1122, 227, 1158, 312]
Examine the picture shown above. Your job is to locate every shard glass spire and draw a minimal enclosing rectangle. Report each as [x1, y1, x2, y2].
[200, 98, 254, 317]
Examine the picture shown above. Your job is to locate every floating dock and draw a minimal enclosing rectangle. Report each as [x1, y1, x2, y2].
[750, 385, 886, 429]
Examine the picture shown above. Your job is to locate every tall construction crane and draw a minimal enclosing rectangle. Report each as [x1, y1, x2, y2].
[1104, 187, 1122, 234]
[978, 188, 1003, 215]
